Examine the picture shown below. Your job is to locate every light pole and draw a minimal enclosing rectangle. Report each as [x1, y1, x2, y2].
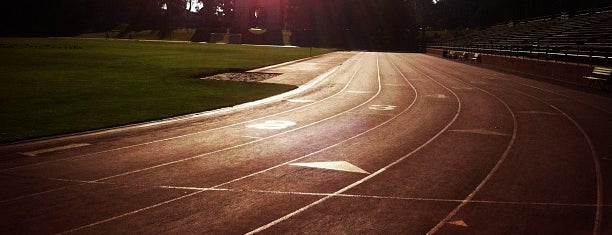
[304, 28, 312, 57]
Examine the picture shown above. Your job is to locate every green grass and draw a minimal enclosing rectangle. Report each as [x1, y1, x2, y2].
[0, 38, 334, 143]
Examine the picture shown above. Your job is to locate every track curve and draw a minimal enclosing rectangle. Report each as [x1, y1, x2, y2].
[0, 52, 609, 234]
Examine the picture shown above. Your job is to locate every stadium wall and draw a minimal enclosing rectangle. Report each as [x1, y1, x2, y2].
[426, 48, 594, 86]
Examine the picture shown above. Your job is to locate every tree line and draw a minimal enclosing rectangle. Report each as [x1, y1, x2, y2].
[1, 0, 609, 50]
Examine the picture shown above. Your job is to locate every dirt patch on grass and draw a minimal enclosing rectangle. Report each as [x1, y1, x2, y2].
[201, 72, 280, 82]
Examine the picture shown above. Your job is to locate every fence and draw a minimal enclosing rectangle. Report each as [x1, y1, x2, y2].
[428, 44, 611, 66]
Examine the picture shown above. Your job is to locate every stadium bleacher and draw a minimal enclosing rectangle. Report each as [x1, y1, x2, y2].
[429, 7, 612, 66]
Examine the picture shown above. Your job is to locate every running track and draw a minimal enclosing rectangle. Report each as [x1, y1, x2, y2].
[0, 52, 610, 234]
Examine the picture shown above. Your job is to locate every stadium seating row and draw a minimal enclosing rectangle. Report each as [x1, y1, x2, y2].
[429, 7, 612, 66]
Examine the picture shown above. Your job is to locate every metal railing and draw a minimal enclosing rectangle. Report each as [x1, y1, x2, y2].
[428, 44, 612, 66]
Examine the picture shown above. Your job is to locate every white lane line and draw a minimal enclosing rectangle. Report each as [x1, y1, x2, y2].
[349, 112, 396, 117]
[242, 136, 263, 140]
[368, 104, 397, 111]
[215, 188, 612, 207]
[57, 191, 204, 235]
[384, 83, 409, 87]
[246, 120, 297, 130]
[487, 86, 603, 235]
[1, 53, 366, 172]
[0, 187, 69, 204]
[420, 57, 518, 235]
[516, 111, 560, 115]
[18, 143, 91, 157]
[245, 53, 456, 235]
[449, 129, 510, 136]
[548, 105, 603, 235]
[286, 99, 315, 103]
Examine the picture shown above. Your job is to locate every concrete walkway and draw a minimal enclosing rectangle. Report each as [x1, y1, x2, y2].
[252, 51, 357, 86]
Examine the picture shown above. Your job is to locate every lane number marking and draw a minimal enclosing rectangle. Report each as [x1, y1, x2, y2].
[246, 120, 296, 130]
[369, 105, 397, 111]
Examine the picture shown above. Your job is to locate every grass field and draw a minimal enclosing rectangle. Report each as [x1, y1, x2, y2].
[0, 38, 334, 143]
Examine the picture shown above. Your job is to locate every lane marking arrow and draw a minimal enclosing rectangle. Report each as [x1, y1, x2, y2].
[447, 220, 468, 227]
[290, 161, 370, 174]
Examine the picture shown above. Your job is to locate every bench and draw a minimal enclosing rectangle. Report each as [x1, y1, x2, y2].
[584, 67, 611, 90]
[470, 53, 480, 63]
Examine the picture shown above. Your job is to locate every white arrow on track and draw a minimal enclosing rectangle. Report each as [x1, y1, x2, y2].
[290, 161, 370, 174]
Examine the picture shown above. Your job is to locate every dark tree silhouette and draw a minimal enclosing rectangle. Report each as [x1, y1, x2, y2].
[1, 0, 609, 50]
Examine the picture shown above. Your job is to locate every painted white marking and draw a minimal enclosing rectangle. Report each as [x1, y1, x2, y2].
[426, 94, 448, 99]
[0, 187, 69, 204]
[368, 104, 397, 111]
[242, 136, 262, 140]
[517, 111, 560, 115]
[428, 65, 517, 235]
[246, 120, 296, 130]
[290, 161, 370, 174]
[452, 87, 474, 90]
[450, 129, 510, 136]
[237, 189, 610, 207]
[286, 99, 315, 103]
[448, 220, 468, 227]
[384, 83, 408, 87]
[549, 105, 603, 235]
[346, 90, 373, 94]
[18, 143, 91, 157]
